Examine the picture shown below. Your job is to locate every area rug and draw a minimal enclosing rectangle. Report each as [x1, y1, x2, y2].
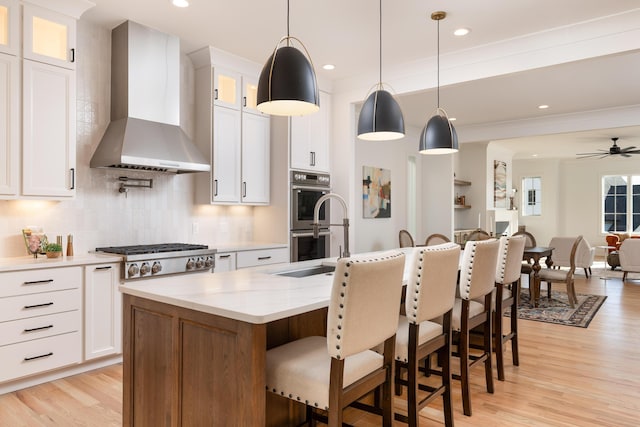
[574, 266, 640, 281]
[504, 289, 606, 328]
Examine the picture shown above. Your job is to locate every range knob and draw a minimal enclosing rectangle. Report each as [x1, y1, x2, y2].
[186, 258, 195, 270]
[151, 262, 162, 274]
[195, 258, 204, 269]
[204, 257, 214, 268]
[127, 263, 139, 277]
[139, 263, 150, 275]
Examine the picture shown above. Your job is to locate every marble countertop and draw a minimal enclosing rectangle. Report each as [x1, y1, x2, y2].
[0, 253, 124, 273]
[119, 247, 420, 325]
[214, 242, 288, 252]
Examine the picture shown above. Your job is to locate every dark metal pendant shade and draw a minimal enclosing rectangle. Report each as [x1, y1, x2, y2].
[357, 89, 405, 141]
[257, 45, 319, 116]
[419, 113, 458, 154]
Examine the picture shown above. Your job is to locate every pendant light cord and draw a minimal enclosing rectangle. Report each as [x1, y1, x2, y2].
[436, 17, 440, 108]
[379, 0, 382, 85]
[286, 0, 290, 46]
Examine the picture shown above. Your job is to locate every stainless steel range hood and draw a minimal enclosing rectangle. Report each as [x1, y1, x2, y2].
[91, 21, 210, 174]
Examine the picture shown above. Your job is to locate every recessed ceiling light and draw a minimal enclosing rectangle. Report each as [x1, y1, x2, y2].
[454, 28, 470, 36]
[449, 117, 457, 121]
[322, 64, 335, 70]
[538, 104, 549, 109]
[171, 0, 189, 7]
[532, 154, 539, 157]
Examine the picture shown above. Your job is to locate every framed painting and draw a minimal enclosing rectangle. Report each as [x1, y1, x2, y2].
[362, 166, 391, 218]
[494, 160, 507, 208]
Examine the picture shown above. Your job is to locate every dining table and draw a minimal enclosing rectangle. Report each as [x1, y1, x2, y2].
[523, 246, 554, 307]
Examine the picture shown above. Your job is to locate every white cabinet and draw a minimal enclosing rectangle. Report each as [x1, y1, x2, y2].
[214, 252, 236, 272]
[23, 4, 76, 69]
[236, 247, 289, 269]
[0, 266, 82, 383]
[0, 52, 18, 196]
[0, 0, 19, 56]
[22, 59, 75, 197]
[84, 263, 122, 360]
[191, 48, 270, 205]
[0, 1, 85, 200]
[290, 90, 330, 173]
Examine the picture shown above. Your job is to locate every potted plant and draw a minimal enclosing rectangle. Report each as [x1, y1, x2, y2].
[45, 243, 63, 258]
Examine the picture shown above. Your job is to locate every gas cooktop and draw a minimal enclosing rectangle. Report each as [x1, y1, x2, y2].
[95, 243, 209, 256]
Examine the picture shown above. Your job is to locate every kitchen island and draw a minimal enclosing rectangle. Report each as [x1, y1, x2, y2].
[119, 250, 416, 426]
[119, 258, 342, 426]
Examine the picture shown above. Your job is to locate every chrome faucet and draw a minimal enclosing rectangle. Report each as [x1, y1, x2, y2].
[313, 193, 350, 258]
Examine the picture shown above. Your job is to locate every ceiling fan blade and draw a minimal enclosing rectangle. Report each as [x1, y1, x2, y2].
[620, 146, 637, 151]
[577, 153, 609, 159]
[621, 153, 631, 158]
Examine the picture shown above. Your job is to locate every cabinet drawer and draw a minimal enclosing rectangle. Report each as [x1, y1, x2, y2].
[214, 252, 236, 272]
[236, 248, 288, 269]
[0, 310, 80, 346]
[0, 267, 82, 297]
[0, 288, 81, 322]
[0, 332, 81, 383]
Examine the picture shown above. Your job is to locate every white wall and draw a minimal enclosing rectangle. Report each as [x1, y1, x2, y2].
[454, 142, 488, 230]
[514, 156, 640, 248]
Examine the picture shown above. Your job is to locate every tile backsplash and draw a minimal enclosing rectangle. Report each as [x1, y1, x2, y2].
[0, 20, 255, 258]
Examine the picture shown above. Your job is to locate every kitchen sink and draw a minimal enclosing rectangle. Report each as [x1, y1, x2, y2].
[276, 265, 336, 278]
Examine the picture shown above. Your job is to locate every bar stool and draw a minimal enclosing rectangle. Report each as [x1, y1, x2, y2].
[265, 251, 405, 426]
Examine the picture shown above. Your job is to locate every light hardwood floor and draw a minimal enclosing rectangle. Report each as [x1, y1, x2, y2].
[1, 273, 639, 426]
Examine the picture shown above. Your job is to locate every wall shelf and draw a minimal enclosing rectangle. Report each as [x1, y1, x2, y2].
[455, 205, 472, 209]
[454, 179, 471, 186]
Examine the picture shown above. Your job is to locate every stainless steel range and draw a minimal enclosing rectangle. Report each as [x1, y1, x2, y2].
[95, 243, 216, 281]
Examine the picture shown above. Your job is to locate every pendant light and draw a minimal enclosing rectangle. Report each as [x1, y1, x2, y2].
[257, 0, 319, 116]
[357, 0, 405, 141]
[419, 11, 458, 154]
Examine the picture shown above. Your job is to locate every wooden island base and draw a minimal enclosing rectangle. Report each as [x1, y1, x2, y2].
[123, 294, 327, 426]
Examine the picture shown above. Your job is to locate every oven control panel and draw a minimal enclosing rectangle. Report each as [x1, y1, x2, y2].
[291, 170, 330, 187]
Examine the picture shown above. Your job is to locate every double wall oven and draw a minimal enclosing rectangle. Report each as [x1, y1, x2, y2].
[290, 171, 331, 262]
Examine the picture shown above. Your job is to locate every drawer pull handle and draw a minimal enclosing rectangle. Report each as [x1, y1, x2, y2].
[24, 325, 54, 333]
[258, 256, 272, 261]
[24, 302, 54, 309]
[95, 266, 112, 271]
[23, 279, 54, 285]
[219, 255, 231, 259]
[24, 352, 53, 362]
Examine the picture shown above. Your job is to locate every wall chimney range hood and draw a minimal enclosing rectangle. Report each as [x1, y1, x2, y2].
[90, 21, 210, 174]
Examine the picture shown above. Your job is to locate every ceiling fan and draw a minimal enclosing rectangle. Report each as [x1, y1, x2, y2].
[576, 137, 640, 159]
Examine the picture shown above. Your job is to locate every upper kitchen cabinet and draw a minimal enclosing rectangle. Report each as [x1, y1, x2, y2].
[0, 53, 18, 196]
[0, 0, 18, 55]
[22, 59, 75, 197]
[23, 3, 76, 69]
[0, 0, 91, 200]
[190, 46, 270, 205]
[290, 90, 330, 173]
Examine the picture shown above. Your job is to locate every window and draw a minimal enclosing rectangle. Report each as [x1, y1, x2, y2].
[602, 175, 640, 233]
[522, 177, 541, 216]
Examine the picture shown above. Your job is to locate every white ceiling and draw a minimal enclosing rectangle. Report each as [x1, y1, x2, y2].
[81, 0, 640, 159]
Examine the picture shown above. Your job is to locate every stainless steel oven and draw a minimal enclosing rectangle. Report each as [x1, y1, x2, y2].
[291, 230, 331, 262]
[290, 171, 331, 231]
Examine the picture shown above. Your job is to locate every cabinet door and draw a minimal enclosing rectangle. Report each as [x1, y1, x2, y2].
[0, 53, 18, 196]
[213, 106, 241, 203]
[214, 252, 236, 272]
[241, 113, 270, 204]
[22, 60, 75, 197]
[241, 74, 263, 115]
[213, 66, 241, 110]
[84, 263, 122, 360]
[0, 0, 18, 56]
[290, 90, 330, 172]
[23, 4, 76, 69]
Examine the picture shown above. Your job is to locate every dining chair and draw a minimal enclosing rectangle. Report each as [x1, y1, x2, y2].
[453, 238, 500, 416]
[494, 235, 526, 381]
[392, 242, 460, 427]
[265, 251, 405, 426]
[538, 236, 583, 308]
[399, 229, 415, 248]
[618, 238, 640, 281]
[424, 233, 451, 246]
[466, 229, 491, 242]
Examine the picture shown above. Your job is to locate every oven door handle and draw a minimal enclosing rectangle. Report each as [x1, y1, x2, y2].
[291, 185, 332, 192]
[292, 231, 331, 238]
